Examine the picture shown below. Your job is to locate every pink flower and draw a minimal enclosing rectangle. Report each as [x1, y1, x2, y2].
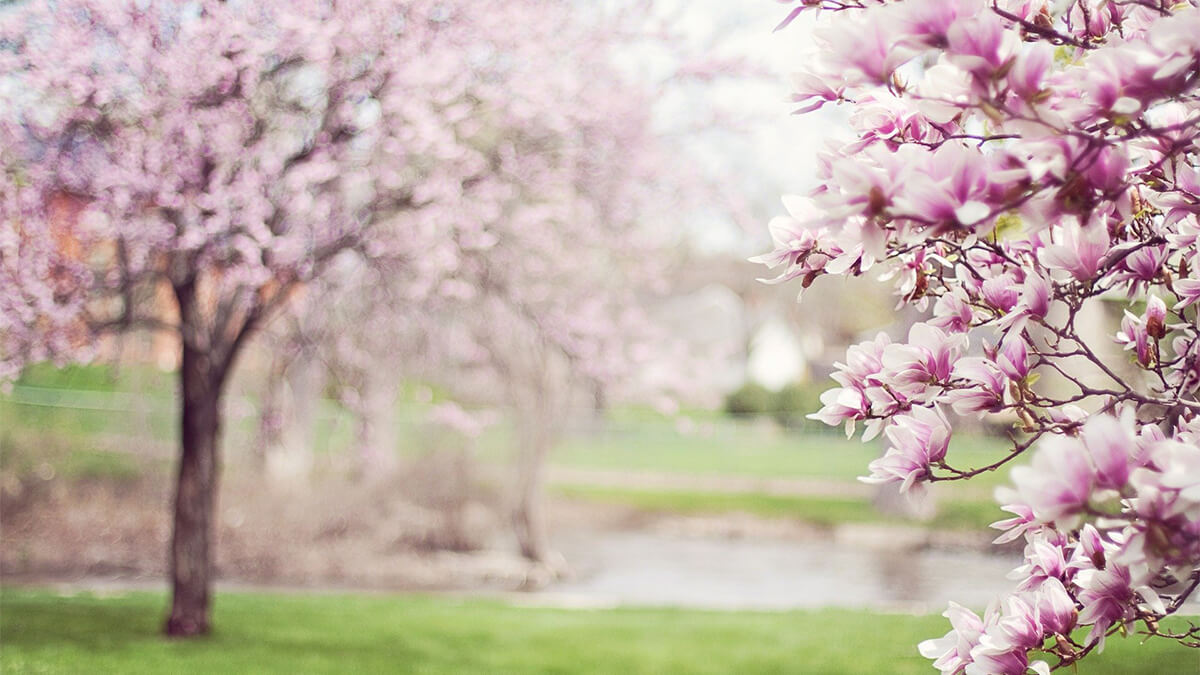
[819, 15, 918, 85]
[967, 595, 1046, 675]
[1144, 295, 1168, 339]
[1009, 534, 1068, 591]
[1076, 562, 1138, 646]
[1172, 277, 1200, 309]
[930, 289, 976, 333]
[946, 11, 1016, 79]
[751, 197, 837, 292]
[1115, 310, 1153, 367]
[919, 602, 984, 675]
[1082, 411, 1136, 490]
[1034, 578, 1078, 636]
[1039, 220, 1110, 281]
[898, 0, 983, 48]
[1108, 245, 1167, 296]
[981, 274, 1020, 313]
[861, 405, 951, 493]
[990, 502, 1037, 544]
[1010, 434, 1095, 528]
[880, 322, 964, 397]
[893, 143, 1006, 230]
[1007, 43, 1052, 101]
[996, 334, 1030, 382]
[945, 356, 1006, 416]
[791, 72, 843, 115]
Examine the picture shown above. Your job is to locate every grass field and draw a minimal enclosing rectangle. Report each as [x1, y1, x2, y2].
[554, 424, 1012, 485]
[555, 485, 1005, 531]
[1, 363, 1017, 485]
[1, 362, 1020, 533]
[2, 588, 1197, 674]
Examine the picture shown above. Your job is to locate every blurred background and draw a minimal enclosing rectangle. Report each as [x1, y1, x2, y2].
[1, 1, 1193, 673]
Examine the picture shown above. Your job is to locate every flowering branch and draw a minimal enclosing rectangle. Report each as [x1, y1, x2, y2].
[760, 0, 1200, 671]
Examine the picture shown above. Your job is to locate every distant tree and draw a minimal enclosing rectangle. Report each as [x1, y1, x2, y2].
[760, 0, 1200, 671]
[0, 0, 673, 635]
[256, 4, 719, 567]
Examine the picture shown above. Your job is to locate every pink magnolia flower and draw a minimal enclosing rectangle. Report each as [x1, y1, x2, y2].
[1007, 43, 1052, 101]
[790, 72, 843, 114]
[980, 273, 1020, 313]
[945, 356, 1006, 416]
[818, 14, 918, 85]
[861, 405, 952, 493]
[1108, 245, 1167, 297]
[897, 0, 984, 48]
[1144, 295, 1167, 340]
[1076, 561, 1143, 647]
[967, 595, 1048, 675]
[892, 143, 1016, 231]
[1081, 412, 1135, 490]
[880, 323, 962, 398]
[810, 333, 892, 437]
[1010, 434, 1095, 528]
[751, 196, 837, 292]
[946, 11, 1017, 80]
[1034, 578, 1078, 637]
[1009, 534, 1068, 591]
[918, 602, 984, 675]
[930, 289, 976, 333]
[990, 502, 1037, 544]
[1115, 310, 1153, 367]
[996, 334, 1030, 382]
[1039, 219, 1110, 282]
[1172, 276, 1200, 310]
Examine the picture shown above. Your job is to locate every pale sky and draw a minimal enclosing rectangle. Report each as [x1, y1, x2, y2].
[652, 2, 845, 255]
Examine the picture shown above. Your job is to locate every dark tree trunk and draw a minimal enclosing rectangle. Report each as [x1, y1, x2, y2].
[165, 341, 226, 637]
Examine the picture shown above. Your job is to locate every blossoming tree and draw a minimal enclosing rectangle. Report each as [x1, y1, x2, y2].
[252, 6, 714, 566]
[757, 0, 1200, 671]
[0, 0, 662, 636]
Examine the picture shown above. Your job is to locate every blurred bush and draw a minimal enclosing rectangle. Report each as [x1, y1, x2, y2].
[723, 382, 775, 417]
[771, 382, 823, 430]
[722, 381, 826, 430]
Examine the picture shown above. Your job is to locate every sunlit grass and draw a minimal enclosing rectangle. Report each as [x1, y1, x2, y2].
[2, 588, 1195, 674]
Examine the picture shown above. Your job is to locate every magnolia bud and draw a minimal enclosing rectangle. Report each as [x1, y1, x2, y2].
[1146, 295, 1167, 340]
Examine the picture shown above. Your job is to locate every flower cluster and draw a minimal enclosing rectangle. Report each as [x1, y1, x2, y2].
[762, 0, 1200, 670]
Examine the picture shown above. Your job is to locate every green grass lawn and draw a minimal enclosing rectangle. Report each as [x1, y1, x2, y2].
[1, 363, 1020, 489]
[2, 588, 1196, 674]
[550, 421, 1015, 488]
[555, 485, 1004, 531]
[1, 363, 1020, 535]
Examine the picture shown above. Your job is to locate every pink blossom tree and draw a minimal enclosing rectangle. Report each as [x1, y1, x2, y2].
[0, 0, 668, 636]
[253, 6, 717, 566]
[759, 0, 1200, 670]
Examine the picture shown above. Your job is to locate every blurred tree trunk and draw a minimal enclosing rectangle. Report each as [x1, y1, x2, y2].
[513, 417, 552, 563]
[354, 375, 398, 471]
[262, 351, 321, 482]
[166, 341, 223, 636]
[255, 355, 287, 465]
[165, 273, 259, 637]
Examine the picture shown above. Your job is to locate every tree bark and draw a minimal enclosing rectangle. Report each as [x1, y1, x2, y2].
[165, 340, 225, 637]
[512, 417, 552, 564]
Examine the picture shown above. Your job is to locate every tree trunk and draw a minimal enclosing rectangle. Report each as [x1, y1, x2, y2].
[165, 342, 225, 636]
[354, 375, 397, 472]
[513, 421, 552, 564]
[264, 352, 319, 483]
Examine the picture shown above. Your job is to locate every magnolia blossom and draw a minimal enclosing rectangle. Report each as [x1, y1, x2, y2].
[765, 0, 1200, 668]
[861, 405, 951, 493]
